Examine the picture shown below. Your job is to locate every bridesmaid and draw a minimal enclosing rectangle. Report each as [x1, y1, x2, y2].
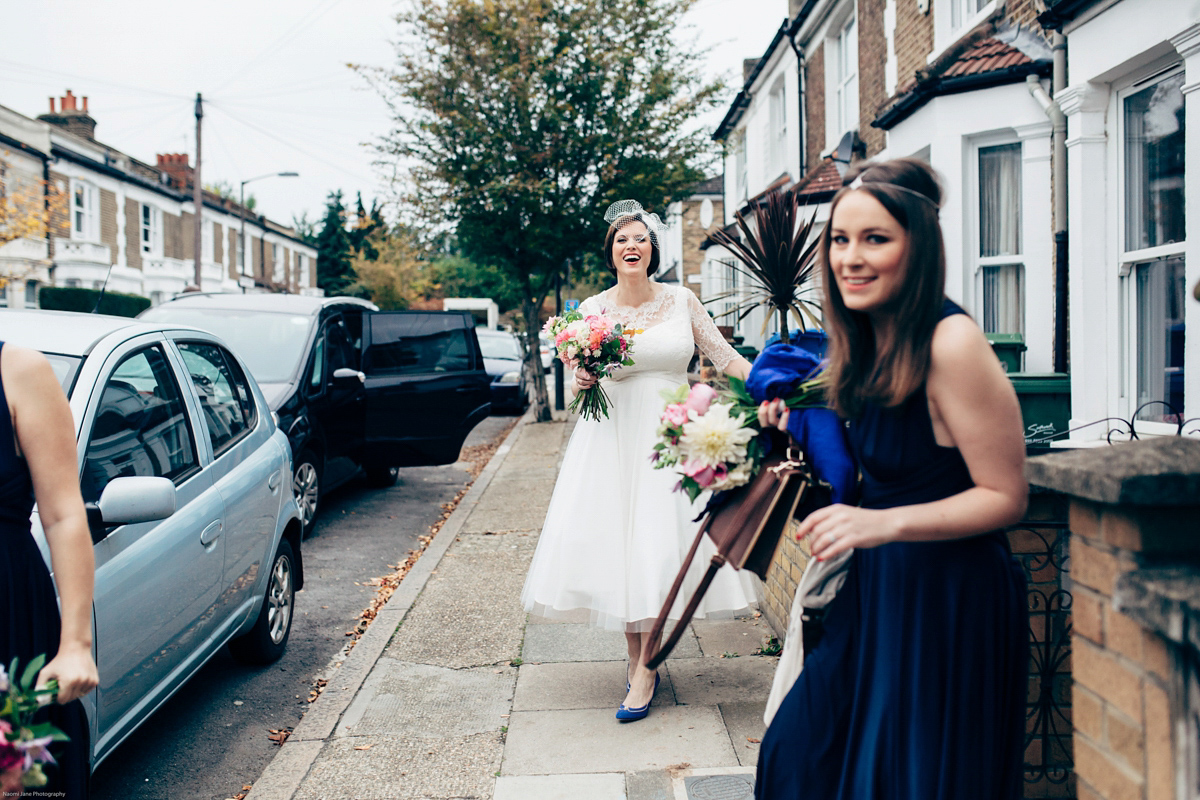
[1, 342, 99, 797]
[755, 158, 1029, 799]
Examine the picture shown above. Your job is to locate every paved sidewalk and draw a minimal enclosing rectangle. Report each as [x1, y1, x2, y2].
[246, 413, 779, 800]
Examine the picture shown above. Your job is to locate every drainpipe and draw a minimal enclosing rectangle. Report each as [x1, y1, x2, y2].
[789, 33, 806, 179]
[1026, 30, 1068, 373]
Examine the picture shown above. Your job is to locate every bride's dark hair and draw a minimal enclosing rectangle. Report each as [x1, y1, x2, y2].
[820, 157, 947, 418]
[603, 216, 660, 278]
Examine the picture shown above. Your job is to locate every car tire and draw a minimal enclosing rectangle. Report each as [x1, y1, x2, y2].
[364, 465, 399, 488]
[229, 538, 295, 665]
[293, 450, 321, 539]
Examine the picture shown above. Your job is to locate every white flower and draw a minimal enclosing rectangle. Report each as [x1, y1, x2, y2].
[679, 402, 755, 469]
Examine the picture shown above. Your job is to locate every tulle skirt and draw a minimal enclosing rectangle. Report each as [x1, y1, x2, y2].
[522, 371, 758, 633]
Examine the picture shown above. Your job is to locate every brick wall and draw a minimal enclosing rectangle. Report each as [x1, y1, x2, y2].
[893, 0, 934, 94]
[858, 0, 888, 156]
[251, 236, 260, 280]
[178, 211, 194, 262]
[1006, 0, 1041, 27]
[99, 189, 118, 254]
[124, 198, 141, 271]
[805, 43, 826, 170]
[213, 222, 224, 263]
[228, 229, 238, 279]
[680, 197, 722, 301]
[1067, 500, 1188, 800]
[263, 240, 274, 284]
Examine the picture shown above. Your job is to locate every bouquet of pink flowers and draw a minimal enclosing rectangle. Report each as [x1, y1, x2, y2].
[543, 310, 637, 422]
[652, 376, 824, 502]
[1, 656, 68, 790]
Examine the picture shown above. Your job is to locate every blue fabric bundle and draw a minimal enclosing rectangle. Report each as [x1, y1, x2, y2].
[745, 343, 858, 505]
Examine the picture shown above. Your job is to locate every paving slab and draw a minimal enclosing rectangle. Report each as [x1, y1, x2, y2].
[667, 657, 776, 706]
[717, 702, 767, 768]
[522, 623, 701, 663]
[337, 658, 516, 737]
[512, 661, 675, 712]
[526, 607, 593, 625]
[502, 706, 738, 775]
[627, 770, 674, 800]
[385, 540, 531, 669]
[461, 478, 555, 532]
[493, 773, 627, 800]
[293, 731, 503, 800]
[690, 618, 776, 658]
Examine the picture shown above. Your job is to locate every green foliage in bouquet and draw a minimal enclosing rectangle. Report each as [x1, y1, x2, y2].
[1, 655, 69, 788]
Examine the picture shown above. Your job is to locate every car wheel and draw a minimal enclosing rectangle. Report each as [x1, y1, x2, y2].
[230, 538, 295, 665]
[364, 465, 399, 488]
[293, 450, 321, 538]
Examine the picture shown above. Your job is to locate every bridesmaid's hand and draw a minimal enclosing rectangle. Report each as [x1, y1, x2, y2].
[574, 367, 598, 391]
[797, 504, 900, 561]
[38, 644, 98, 705]
[756, 398, 789, 432]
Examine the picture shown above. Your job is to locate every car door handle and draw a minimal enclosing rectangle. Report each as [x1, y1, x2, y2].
[200, 520, 222, 546]
[268, 470, 282, 491]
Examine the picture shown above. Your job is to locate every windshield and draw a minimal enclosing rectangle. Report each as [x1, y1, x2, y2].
[44, 353, 83, 396]
[478, 334, 521, 361]
[140, 308, 314, 383]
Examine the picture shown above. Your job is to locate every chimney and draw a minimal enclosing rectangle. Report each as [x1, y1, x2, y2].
[743, 58, 759, 84]
[156, 153, 194, 190]
[37, 89, 97, 140]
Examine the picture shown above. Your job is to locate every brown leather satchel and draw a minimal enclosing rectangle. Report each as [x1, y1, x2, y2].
[644, 435, 830, 670]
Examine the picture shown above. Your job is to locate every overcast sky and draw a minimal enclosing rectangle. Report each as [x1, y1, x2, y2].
[1, 0, 788, 228]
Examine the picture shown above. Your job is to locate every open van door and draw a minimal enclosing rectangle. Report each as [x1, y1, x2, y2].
[361, 311, 491, 468]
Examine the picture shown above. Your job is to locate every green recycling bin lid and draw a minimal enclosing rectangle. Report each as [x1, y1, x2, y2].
[985, 332, 1027, 349]
[1008, 372, 1069, 392]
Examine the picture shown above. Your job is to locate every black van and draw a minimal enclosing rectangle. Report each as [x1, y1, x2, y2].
[141, 293, 491, 535]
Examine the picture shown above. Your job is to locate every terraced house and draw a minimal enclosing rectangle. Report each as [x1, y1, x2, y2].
[0, 90, 318, 309]
[711, 0, 1195, 441]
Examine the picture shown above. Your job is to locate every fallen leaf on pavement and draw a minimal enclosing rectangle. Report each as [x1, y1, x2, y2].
[267, 728, 293, 746]
[354, 744, 373, 751]
[747, 737, 761, 743]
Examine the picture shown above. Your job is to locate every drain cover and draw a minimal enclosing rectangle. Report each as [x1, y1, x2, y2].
[684, 773, 755, 800]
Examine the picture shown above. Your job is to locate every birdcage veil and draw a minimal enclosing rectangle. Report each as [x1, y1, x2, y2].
[603, 199, 668, 246]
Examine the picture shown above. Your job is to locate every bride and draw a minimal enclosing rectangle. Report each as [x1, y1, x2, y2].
[521, 200, 757, 722]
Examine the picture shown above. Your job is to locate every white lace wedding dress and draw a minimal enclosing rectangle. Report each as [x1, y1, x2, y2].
[521, 283, 758, 632]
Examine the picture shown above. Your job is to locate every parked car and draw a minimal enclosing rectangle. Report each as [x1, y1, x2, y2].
[0, 309, 303, 771]
[539, 332, 556, 374]
[476, 329, 528, 413]
[140, 294, 491, 535]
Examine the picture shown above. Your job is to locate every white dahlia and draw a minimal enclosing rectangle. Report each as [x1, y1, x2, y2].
[679, 402, 755, 468]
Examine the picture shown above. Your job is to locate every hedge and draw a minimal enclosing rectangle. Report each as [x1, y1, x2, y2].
[37, 287, 152, 318]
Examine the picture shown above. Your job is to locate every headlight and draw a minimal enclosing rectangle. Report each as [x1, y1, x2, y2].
[498, 371, 521, 384]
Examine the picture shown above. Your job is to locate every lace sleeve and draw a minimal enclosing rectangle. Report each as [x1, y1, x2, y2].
[577, 293, 603, 317]
[686, 289, 740, 373]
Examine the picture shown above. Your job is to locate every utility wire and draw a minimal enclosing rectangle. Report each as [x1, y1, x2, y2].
[209, 0, 347, 95]
[0, 58, 188, 100]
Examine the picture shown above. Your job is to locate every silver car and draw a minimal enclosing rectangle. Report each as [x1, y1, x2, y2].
[0, 309, 303, 770]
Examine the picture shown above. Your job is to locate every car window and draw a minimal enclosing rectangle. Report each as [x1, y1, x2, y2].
[328, 319, 356, 374]
[82, 345, 199, 503]
[308, 334, 326, 393]
[177, 342, 257, 456]
[478, 335, 521, 361]
[367, 314, 475, 375]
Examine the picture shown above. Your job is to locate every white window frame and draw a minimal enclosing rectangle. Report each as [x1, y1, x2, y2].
[768, 77, 788, 179]
[733, 129, 748, 202]
[969, 135, 1026, 337]
[826, 7, 859, 148]
[297, 253, 308, 286]
[931, 0, 998, 63]
[70, 179, 98, 241]
[1116, 63, 1186, 433]
[272, 243, 283, 282]
[202, 218, 214, 262]
[140, 203, 162, 256]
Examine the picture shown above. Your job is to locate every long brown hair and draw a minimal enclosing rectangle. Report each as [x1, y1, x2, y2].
[820, 157, 947, 418]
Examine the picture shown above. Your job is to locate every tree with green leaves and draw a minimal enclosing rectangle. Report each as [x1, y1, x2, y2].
[315, 190, 355, 296]
[359, 0, 721, 421]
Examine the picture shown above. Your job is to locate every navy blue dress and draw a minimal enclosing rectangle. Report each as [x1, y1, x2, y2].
[0, 342, 91, 797]
[755, 304, 1028, 800]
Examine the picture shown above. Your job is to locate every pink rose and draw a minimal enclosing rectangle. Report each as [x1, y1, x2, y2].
[0, 740, 22, 773]
[685, 383, 718, 416]
[662, 403, 688, 427]
[682, 459, 727, 488]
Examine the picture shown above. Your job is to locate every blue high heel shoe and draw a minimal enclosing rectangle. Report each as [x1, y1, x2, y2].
[616, 671, 659, 722]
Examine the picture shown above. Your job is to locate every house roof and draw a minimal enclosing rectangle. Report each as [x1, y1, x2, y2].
[794, 159, 842, 200]
[691, 175, 724, 196]
[873, 25, 1052, 131]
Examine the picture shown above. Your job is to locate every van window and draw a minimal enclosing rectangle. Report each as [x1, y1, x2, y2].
[366, 315, 474, 375]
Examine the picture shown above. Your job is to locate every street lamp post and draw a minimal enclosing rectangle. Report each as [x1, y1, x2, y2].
[239, 171, 298, 291]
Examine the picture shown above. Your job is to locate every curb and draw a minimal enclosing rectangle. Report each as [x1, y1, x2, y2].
[245, 411, 537, 800]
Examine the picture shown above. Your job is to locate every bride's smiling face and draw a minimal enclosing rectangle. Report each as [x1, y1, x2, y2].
[611, 220, 653, 279]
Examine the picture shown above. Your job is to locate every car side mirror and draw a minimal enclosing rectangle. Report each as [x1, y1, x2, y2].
[87, 476, 177, 541]
[332, 368, 365, 384]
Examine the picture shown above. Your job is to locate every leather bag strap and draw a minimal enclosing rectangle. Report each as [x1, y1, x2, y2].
[643, 519, 724, 671]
